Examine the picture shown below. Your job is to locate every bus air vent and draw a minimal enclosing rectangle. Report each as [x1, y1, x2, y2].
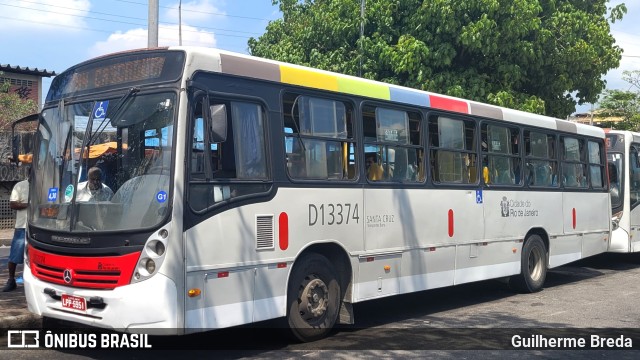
[256, 215, 275, 250]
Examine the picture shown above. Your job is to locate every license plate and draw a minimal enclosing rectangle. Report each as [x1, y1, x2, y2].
[61, 294, 86, 312]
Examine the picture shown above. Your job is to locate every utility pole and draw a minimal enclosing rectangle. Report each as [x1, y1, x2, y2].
[359, 0, 365, 77]
[148, 0, 159, 48]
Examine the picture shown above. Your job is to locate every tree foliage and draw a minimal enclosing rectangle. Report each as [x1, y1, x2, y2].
[597, 70, 640, 130]
[0, 71, 38, 131]
[249, 0, 626, 118]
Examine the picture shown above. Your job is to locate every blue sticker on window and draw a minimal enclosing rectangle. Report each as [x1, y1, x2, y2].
[93, 101, 109, 120]
[48, 188, 59, 202]
[156, 191, 167, 203]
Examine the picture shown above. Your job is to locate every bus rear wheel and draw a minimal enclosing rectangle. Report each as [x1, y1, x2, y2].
[287, 253, 341, 342]
[509, 234, 547, 293]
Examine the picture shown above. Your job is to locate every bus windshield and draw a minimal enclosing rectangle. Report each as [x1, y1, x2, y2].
[30, 91, 176, 233]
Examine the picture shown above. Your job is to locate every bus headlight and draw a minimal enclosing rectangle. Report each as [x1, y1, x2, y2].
[131, 226, 170, 284]
[155, 241, 165, 256]
[145, 259, 156, 274]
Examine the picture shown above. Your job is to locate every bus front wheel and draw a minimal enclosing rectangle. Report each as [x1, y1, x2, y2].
[286, 253, 341, 342]
[509, 234, 547, 293]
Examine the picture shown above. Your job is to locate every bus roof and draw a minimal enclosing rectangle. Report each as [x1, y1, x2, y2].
[81, 46, 605, 138]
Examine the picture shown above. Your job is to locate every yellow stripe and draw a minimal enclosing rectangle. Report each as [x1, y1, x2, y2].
[337, 77, 390, 100]
[280, 65, 339, 91]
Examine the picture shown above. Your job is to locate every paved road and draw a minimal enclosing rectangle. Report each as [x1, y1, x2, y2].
[1, 253, 639, 359]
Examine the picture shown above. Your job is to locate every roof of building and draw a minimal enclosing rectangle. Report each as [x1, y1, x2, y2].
[0, 64, 56, 77]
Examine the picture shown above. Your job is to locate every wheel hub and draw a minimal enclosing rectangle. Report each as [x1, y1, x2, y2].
[299, 275, 329, 320]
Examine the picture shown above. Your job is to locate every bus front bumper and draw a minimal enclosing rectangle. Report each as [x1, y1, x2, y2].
[23, 265, 180, 334]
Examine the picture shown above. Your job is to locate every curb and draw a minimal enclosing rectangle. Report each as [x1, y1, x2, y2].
[0, 314, 41, 330]
[1, 239, 11, 247]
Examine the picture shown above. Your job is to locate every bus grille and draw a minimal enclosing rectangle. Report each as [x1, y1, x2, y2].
[28, 245, 140, 289]
[255, 215, 274, 250]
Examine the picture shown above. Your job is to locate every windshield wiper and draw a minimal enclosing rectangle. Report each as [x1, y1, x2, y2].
[87, 87, 140, 148]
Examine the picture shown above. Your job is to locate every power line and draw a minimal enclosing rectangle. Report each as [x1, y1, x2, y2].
[112, 0, 272, 21]
[0, 15, 251, 41]
[0, 2, 262, 36]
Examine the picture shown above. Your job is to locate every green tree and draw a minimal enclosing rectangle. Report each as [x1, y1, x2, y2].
[597, 70, 640, 130]
[0, 71, 38, 131]
[249, 0, 626, 118]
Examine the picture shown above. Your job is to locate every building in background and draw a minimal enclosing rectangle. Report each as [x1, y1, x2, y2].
[0, 64, 56, 229]
[569, 110, 624, 128]
[1, 64, 55, 110]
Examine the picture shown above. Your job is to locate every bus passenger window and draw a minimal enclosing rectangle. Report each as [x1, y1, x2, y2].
[482, 124, 519, 186]
[283, 94, 356, 181]
[365, 106, 422, 183]
[429, 115, 476, 184]
[188, 98, 270, 212]
[561, 136, 587, 188]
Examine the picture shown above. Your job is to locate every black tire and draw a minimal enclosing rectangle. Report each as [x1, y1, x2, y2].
[287, 253, 341, 342]
[509, 234, 547, 293]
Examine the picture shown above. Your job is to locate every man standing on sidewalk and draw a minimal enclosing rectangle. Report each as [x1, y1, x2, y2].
[3, 169, 29, 292]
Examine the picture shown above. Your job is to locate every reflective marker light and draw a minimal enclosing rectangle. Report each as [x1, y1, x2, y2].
[188, 289, 201, 297]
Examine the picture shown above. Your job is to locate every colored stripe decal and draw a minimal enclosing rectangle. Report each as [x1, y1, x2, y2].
[279, 212, 289, 251]
[470, 102, 503, 120]
[389, 87, 430, 107]
[280, 65, 339, 91]
[219, 54, 281, 82]
[337, 77, 390, 100]
[572, 208, 576, 229]
[430, 95, 469, 114]
[448, 209, 454, 237]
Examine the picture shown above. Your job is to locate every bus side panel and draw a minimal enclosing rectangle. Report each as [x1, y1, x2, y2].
[398, 246, 456, 294]
[578, 192, 610, 257]
[630, 198, 640, 252]
[556, 192, 609, 267]
[184, 188, 363, 328]
[362, 188, 484, 251]
[358, 188, 480, 300]
[466, 191, 560, 283]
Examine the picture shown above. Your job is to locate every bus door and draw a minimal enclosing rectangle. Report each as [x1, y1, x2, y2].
[628, 145, 640, 252]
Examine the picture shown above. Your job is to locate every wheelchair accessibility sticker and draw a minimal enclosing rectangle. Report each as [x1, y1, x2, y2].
[93, 101, 109, 120]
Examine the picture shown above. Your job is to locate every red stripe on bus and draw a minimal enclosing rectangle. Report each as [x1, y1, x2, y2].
[429, 95, 469, 114]
[28, 245, 139, 289]
[279, 212, 289, 250]
[572, 208, 577, 229]
[448, 209, 454, 237]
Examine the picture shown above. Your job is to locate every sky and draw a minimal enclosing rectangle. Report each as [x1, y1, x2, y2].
[1, 0, 639, 115]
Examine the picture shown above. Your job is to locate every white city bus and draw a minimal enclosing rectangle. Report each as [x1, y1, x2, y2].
[606, 130, 640, 252]
[23, 47, 611, 342]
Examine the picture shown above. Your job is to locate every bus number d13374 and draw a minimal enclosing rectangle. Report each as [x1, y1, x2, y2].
[308, 203, 360, 226]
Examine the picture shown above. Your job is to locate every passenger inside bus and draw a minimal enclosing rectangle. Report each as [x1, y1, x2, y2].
[366, 154, 384, 180]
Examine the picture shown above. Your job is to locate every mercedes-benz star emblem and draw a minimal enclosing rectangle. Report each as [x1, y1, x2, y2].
[63, 269, 73, 284]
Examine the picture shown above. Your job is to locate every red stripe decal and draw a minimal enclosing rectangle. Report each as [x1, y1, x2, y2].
[572, 208, 577, 229]
[448, 209, 454, 237]
[279, 212, 289, 250]
[429, 95, 469, 114]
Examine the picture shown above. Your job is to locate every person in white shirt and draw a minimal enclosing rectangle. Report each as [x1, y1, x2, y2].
[76, 167, 114, 202]
[3, 172, 29, 292]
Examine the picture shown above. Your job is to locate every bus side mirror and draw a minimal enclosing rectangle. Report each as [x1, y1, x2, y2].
[11, 134, 20, 164]
[208, 104, 227, 143]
